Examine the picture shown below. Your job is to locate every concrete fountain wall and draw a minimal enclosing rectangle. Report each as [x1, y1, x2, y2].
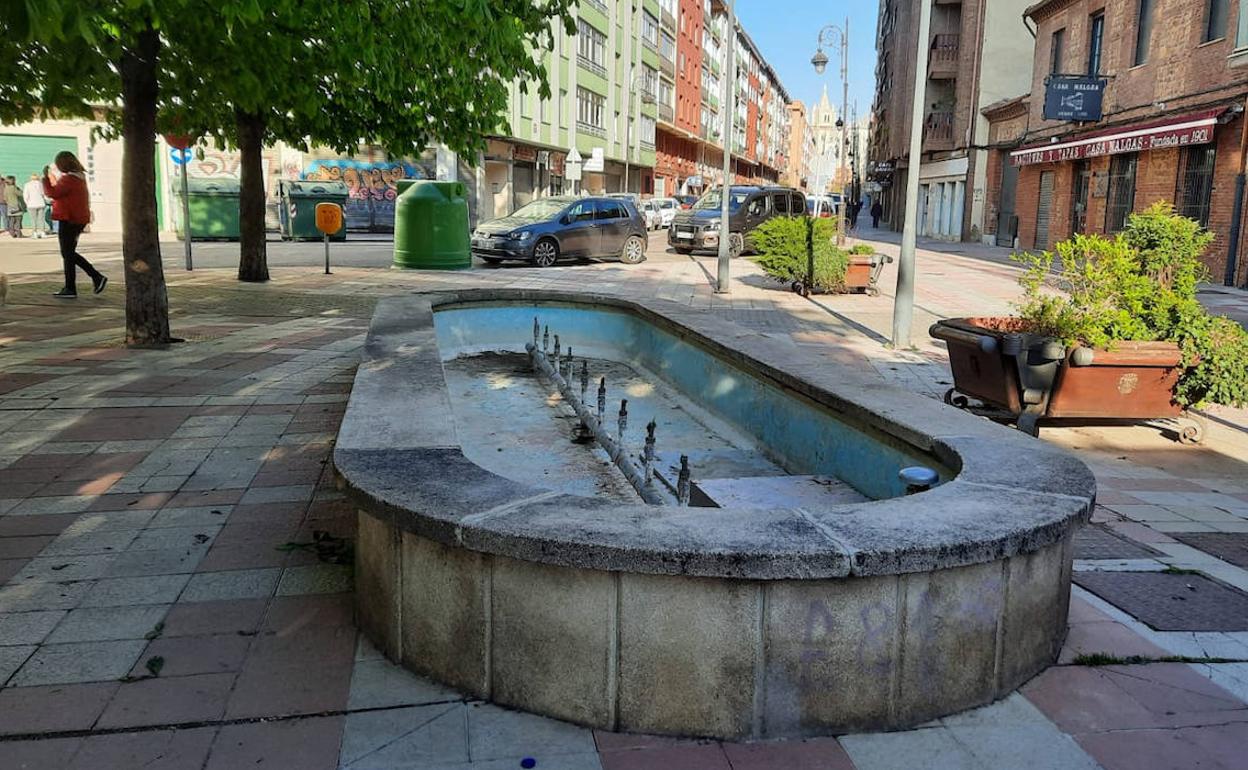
[334, 289, 1096, 740]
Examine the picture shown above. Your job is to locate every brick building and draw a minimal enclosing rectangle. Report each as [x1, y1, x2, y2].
[1008, 0, 1248, 284]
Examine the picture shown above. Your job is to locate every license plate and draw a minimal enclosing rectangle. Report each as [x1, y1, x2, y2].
[676, 231, 694, 239]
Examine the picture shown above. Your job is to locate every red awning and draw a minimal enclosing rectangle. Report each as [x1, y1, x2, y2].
[1011, 108, 1226, 167]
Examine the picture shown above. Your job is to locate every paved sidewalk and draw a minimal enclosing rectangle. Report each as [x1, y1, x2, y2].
[1, 244, 1247, 769]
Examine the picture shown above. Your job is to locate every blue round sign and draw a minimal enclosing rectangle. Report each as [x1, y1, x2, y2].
[169, 148, 192, 165]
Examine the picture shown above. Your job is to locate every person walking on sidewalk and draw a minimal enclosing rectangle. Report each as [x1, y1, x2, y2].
[2, 176, 21, 237]
[23, 174, 47, 238]
[43, 152, 107, 298]
[870, 200, 883, 229]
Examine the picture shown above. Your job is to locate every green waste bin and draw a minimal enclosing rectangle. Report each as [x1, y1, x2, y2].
[393, 180, 471, 270]
[173, 178, 240, 241]
[278, 180, 349, 241]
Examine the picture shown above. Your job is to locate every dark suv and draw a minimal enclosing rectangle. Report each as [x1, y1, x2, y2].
[471, 196, 649, 267]
[667, 186, 807, 255]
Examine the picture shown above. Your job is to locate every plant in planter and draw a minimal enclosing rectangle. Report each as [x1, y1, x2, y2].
[932, 203, 1248, 442]
[751, 216, 848, 294]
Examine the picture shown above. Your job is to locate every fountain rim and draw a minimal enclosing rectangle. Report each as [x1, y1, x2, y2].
[333, 289, 1095, 580]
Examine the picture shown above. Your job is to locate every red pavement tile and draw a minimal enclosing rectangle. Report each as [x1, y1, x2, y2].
[86, 492, 174, 511]
[1105, 519, 1178, 544]
[58, 452, 149, 480]
[0, 535, 55, 558]
[227, 502, 308, 524]
[69, 726, 216, 770]
[1024, 664, 1248, 734]
[2, 482, 45, 498]
[1077, 723, 1248, 770]
[96, 672, 237, 729]
[721, 738, 857, 770]
[225, 657, 352, 719]
[132, 634, 252, 677]
[0, 682, 119, 735]
[594, 731, 704, 752]
[161, 598, 269, 638]
[11, 453, 91, 469]
[3, 737, 83, 769]
[262, 594, 354, 633]
[246, 404, 301, 415]
[196, 541, 289, 572]
[205, 715, 344, 770]
[56, 414, 185, 441]
[250, 469, 323, 487]
[599, 744, 733, 770]
[0, 467, 63, 484]
[0, 513, 82, 537]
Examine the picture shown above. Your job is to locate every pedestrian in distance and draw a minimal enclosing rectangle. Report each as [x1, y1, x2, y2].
[23, 173, 48, 238]
[0, 175, 8, 235]
[1, 175, 21, 237]
[871, 200, 883, 229]
[43, 152, 107, 298]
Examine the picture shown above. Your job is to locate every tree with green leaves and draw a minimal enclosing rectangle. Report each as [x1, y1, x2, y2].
[162, 0, 575, 282]
[2, 0, 573, 340]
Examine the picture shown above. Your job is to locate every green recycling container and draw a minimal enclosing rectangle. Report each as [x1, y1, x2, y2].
[279, 180, 349, 241]
[173, 178, 240, 241]
[393, 180, 471, 270]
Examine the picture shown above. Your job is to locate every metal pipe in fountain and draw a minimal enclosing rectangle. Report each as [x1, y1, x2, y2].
[526, 337, 668, 506]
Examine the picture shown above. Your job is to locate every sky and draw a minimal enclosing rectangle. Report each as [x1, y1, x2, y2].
[734, 0, 880, 123]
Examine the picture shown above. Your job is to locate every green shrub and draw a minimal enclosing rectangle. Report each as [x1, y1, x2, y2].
[850, 244, 875, 255]
[751, 217, 848, 292]
[1012, 202, 1248, 407]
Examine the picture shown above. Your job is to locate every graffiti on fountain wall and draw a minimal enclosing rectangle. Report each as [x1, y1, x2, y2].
[301, 153, 436, 232]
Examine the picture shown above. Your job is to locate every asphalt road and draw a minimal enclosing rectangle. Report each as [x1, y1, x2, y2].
[0, 230, 684, 276]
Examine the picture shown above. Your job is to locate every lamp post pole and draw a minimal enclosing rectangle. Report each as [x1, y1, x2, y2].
[715, 0, 737, 294]
[812, 22, 849, 245]
[892, 0, 932, 349]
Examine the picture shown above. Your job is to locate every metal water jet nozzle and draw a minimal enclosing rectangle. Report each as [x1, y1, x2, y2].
[580, 360, 589, 399]
[543, 326, 550, 355]
[553, 335, 561, 374]
[618, 399, 628, 444]
[597, 377, 606, 424]
[643, 419, 657, 485]
[533, 317, 540, 349]
[677, 455, 691, 506]
[899, 466, 939, 495]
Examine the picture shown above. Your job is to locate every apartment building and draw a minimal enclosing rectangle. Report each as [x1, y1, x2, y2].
[782, 101, 816, 190]
[1000, 0, 1248, 284]
[480, 0, 662, 218]
[653, 0, 790, 198]
[869, 0, 1034, 241]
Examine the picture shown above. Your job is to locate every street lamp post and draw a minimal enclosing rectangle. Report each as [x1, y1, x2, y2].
[812, 19, 850, 245]
[715, 0, 737, 294]
[892, 0, 932, 349]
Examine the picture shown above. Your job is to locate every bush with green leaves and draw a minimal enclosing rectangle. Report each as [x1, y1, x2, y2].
[751, 217, 848, 292]
[850, 244, 875, 255]
[1013, 202, 1248, 407]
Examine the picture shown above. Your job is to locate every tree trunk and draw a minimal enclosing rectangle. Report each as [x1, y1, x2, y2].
[119, 24, 172, 346]
[236, 111, 269, 282]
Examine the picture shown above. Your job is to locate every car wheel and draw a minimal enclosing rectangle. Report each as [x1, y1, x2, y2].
[619, 235, 646, 265]
[728, 233, 744, 258]
[532, 239, 559, 268]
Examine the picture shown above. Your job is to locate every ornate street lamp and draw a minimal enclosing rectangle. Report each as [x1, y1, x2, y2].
[812, 21, 850, 245]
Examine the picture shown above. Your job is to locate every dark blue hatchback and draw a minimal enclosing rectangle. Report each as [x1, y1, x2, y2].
[471, 196, 649, 267]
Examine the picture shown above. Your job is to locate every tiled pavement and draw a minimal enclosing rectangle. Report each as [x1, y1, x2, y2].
[2, 239, 1248, 768]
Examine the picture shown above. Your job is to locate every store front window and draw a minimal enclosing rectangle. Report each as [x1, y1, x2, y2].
[1105, 153, 1138, 234]
[1177, 146, 1216, 227]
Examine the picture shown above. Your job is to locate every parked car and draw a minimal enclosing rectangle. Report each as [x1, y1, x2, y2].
[806, 194, 842, 218]
[651, 197, 680, 229]
[638, 199, 663, 230]
[471, 196, 649, 267]
[668, 186, 807, 255]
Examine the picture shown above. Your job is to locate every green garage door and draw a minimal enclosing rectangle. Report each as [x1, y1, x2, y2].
[0, 134, 78, 226]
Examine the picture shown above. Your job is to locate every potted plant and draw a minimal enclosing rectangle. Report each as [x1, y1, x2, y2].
[751, 216, 848, 296]
[845, 243, 892, 295]
[931, 203, 1248, 442]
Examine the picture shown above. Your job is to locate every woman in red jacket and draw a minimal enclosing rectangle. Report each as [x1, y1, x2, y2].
[43, 151, 107, 298]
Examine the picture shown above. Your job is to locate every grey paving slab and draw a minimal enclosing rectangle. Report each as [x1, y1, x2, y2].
[276, 564, 354, 596]
[64, 510, 157, 533]
[1171, 532, 1248, 569]
[180, 568, 281, 602]
[8, 496, 99, 516]
[1074, 524, 1164, 561]
[42, 529, 139, 557]
[946, 725, 1100, 770]
[44, 604, 170, 643]
[347, 658, 463, 710]
[0, 581, 93, 613]
[407, 755, 604, 770]
[0, 610, 67, 645]
[105, 547, 208, 578]
[0, 644, 34, 685]
[10, 639, 148, 685]
[127, 525, 219, 552]
[14, 555, 116, 583]
[78, 574, 190, 608]
[1073, 571, 1248, 631]
[466, 702, 597, 762]
[841, 726, 982, 770]
[146, 506, 232, 528]
[240, 484, 316, 504]
[340, 703, 467, 769]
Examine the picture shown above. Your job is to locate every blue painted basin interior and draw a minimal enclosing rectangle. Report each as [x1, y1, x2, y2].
[433, 302, 948, 500]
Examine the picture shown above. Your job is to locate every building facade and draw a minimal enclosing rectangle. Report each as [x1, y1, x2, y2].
[782, 100, 816, 190]
[869, 0, 1034, 241]
[653, 0, 790, 199]
[1005, 0, 1248, 284]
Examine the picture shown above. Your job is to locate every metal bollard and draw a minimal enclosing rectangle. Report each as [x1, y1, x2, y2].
[676, 455, 691, 506]
[580, 360, 589, 400]
[597, 377, 606, 425]
[643, 419, 656, 485]
[533, 317, 540, 349]
[618, 399, 628, 444]
[552, 335, 561, 375]
[543, 326, 550, 355]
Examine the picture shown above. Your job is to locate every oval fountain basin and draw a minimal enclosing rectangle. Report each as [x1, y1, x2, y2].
[335, 289, 1095, 740]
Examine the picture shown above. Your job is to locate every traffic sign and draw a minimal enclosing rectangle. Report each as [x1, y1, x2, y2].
[567, 147, 582, 164]
[169, 148, 192, 165]
[163, 133, 193, 150]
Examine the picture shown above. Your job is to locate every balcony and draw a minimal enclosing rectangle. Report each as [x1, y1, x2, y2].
[923, 111, 955, 152]
[928, 34, 959, 80]
[659, 103, 674, 124]
[578, 120, 606, 139]
[578, 55, 607, 79]
[584, 0, 608, 14]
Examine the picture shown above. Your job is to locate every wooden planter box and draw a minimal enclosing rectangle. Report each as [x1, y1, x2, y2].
[930, 317, 1200, 442]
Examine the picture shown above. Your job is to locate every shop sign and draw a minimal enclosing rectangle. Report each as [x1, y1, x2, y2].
[1012, 110, 1220, 167]
[1042, 76, 1107, 122]
[513, 145, 537, 163]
